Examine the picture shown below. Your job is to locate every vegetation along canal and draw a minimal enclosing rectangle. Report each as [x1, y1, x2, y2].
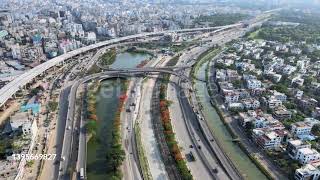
[86, 52, 150, 179]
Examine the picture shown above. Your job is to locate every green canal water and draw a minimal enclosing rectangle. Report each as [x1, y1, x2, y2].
[86, 52, 150, 180]
[110, 52, 151, 69]
[194, 62, 268, 180]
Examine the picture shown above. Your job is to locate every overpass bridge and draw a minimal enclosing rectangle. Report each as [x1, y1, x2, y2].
[0, 23, 241, 108]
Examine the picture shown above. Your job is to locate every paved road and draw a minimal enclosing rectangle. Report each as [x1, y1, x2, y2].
[140, 78, 169, 180]
[53, 86, 71, 180]
[122, 79, 143, 180]
[167, 44, 230, 179]
[167, 81, 220, 180]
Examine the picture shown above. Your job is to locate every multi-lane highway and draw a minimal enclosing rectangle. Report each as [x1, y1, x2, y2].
[121, 78, 143, 180]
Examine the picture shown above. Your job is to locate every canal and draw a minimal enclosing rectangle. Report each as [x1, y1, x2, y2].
[193, 62, 268, 180]
[86, 52, 150, 180]
[110, 52, 151, 69]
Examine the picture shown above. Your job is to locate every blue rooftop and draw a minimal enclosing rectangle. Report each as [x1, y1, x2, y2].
[20, 103, 40, 115]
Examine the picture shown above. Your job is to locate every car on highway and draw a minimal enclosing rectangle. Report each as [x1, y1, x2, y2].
[212, 168, 218, 173]
[188, 151, 196, 161]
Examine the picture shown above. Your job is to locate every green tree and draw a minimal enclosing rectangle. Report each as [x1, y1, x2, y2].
[270, 84, 288, 94]
[244, 121, 254, 137]
[232, 79, 242, 89]
[311, 124, 320, 136]
[284, 102, 296, 109]
[106, 144, 125, 173]
[85, 120, 97, 136]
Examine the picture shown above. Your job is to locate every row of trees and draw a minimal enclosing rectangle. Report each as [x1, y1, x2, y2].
[256, 25, 320, 44]
[100, 48, 117, 66]
[105, 93, 126, 179]
[159, 79, 193, 180]
[194, 13, 250, 27]
[256, 10, 320, 43]
[85, 91, 98, 136]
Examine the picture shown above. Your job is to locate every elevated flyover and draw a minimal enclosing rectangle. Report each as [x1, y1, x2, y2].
[0, 23, 241, 107]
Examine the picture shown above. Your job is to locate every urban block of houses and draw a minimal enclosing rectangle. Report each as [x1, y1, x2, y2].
[296, 97, 318, 112]
[10, 112, 32, 131]
[0, 160, 19, 179]
[252, 128, 288, 149]
[287, 140, 312, 159]
[267, 97, 283, 109]
[215, 69, 240, 82]
[239, 110, 284, 130]
[295, 147, 320, 164]
[292, 76, 305, 87]
[295, 160, 320, 180]
[273, 106, 292, 120]
[246, 79, 262, 89]
[291, 121, 313, 140]
[241, 98, 260, 109]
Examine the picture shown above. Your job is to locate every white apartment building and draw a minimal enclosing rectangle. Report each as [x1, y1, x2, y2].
[292, 76, 305, 86]
[295, 161, 320, 180]
[270, 91, 287, 102]
[242, 98, 260, 109]
[268, 98, 283, 109]
[291, 122, 313, 137]
[287, 140, 312, 159]
[10, 112, 30, 131]
[282, 65, 297, 75]
[0, 161, 18, 179]
[253, 129, 285, 149]
[22, 119, 38, 139]
[296, 90, 304, 99]
[65, 23, 84, 37]
[11, 44, 21, 60]
[296, 148, 320, 164]
[223, 90, 240, 103]
[86, 32, 96, 42]
[246, 79, 262, 89]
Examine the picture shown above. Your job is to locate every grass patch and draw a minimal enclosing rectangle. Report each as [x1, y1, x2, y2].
[248, 29, 262, 40]
[135, 122, 153, 180]
[48, 101, 58, 111]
